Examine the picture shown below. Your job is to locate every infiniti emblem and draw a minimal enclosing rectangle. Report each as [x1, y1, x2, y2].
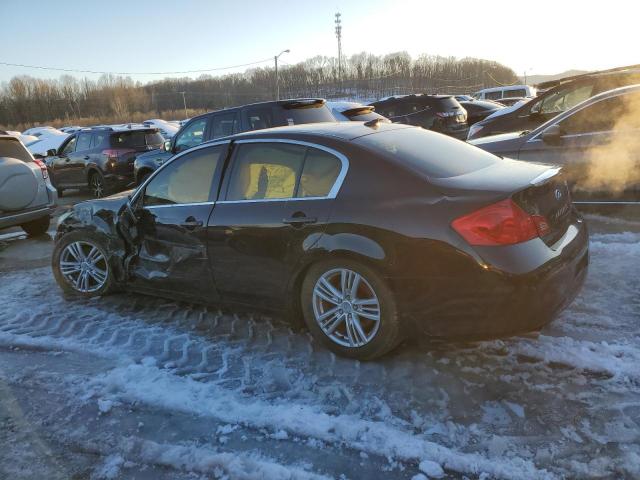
[554, 188, 562, 200]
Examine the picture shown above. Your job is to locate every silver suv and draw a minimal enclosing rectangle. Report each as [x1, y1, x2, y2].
[0, 132, 57, 235]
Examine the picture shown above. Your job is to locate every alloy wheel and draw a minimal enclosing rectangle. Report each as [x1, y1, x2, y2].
[312, 268, 381, 348]
[91, 175, 104, 198]
[59, 241, 108, 293]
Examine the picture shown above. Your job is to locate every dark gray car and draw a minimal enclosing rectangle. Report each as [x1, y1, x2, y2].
[470, 85, 640, 204]
[0, 132, 57, 235]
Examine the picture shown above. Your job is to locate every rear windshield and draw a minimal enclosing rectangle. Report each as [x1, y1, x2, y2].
[431, 96, 461, 110]
[279, 105, 335, 125]
[0, 138, 32, 162]
[111, 130, 164, 149]
[355, 127, 497, 179]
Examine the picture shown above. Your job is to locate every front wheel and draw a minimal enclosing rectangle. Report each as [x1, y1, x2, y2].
[300, 259, 403, 360]
[52, 231, 114, 297]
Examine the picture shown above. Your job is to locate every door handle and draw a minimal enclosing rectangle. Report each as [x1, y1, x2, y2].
[282, 215, 317, 225]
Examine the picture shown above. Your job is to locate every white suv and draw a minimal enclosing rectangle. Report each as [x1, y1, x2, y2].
[0, 132, 57, 235]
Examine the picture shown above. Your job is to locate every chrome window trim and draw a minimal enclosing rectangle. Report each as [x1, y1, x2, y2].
[219, 138, 349, 203]
[145, 201, 215, 209]
[132, 140, 231, 205]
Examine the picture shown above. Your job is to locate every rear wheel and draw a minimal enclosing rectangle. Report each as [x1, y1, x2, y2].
[52, 231, 114, 297]
[300, 259, 403, 360]
[21, 216, 50, 236]
[89, 171, 107, 198]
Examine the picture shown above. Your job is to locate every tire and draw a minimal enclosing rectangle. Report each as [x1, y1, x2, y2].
[21, 216, 50, 237]
[52, 230, 114, 297]
[300, 259, 403, 360]
[89, 170, 108, 198]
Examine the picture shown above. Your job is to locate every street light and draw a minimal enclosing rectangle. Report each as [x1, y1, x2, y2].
[275, 49, 290, 101]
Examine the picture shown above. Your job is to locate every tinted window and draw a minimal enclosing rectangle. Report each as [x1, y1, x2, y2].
[174, 119, 207, 152]
[143, 146, 223, 206]
[91, 132, 108, 149]
[282, 105, 335, 125]
[504, 89, 526, 98]
[112, 131, 164, 149]
[355, 127, 497, 178]
[60, 137, 77, 155]
[431, 96, 460, 110]
[534, 84, 594, 115]
[226, 143, 306, 200]
[76, 133, 92, 151]
[212, 112, 240, 139]
[484, 91, 503, 100]
[246, 108, 274, 131]
[560, 93, 640, 135]
[297, 148, 341, 198]
[0, 138, 32, 162]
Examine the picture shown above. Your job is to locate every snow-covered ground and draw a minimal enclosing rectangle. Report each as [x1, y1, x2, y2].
[0, 214, 639, 479]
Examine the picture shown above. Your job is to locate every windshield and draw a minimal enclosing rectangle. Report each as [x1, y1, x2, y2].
[355, 127, 497, 178]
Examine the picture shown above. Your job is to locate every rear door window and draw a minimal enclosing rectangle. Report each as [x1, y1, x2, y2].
[75, 133, 92, 151]
[535, 84, 594, 115]
[225, 143, 306, 200]
[297, 147, 342, 198]
[211, 112, 240, 139]
[245, 108, 274, 131]
[91, 132, 108, 149]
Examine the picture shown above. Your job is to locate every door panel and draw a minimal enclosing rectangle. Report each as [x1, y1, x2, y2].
[50, 136, 77, 186]
[67, 132, 93, 184]
[132, 204, 218, 299]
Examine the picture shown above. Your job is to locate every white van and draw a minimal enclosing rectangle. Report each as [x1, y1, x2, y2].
[472, 85, 536, 100]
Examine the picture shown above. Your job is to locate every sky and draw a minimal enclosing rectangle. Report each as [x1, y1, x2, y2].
[0, 0, 637, 84]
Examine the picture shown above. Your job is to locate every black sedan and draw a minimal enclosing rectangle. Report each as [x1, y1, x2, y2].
[459, 100, 504, 126]
[52, 122, 588, 359]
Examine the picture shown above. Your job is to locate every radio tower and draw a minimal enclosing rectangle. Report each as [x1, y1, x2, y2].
[334, 12, 343, 83]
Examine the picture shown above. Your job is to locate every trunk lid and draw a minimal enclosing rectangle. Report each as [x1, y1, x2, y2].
[432, 159, 573, 246]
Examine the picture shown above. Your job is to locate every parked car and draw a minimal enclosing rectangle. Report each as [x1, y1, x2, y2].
[494, 97, 529, 107]
[455, 95, 475, 102]
[45, 126, 164, 198]
[468, 64, 640, 139]
[458, 100, 504, 125]
[59, 126, 82, 134]
[472, 85, 537, 101]
[22, 126, 59, 137]
[52, 122, 588, 360]
[142, 119, 179, 139]
[370, 94, 469, 139]
[0, 131, 57, 235]
[470, 85, 640, 203]
[134, 98, 336, 184]
[326, 101, 390, 122]
[24, 130, 69, 157]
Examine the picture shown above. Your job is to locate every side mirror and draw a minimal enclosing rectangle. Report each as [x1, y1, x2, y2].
[163, 140, 172, 153]
[541, 124, 563, 146]
[46, 148, 57, 157]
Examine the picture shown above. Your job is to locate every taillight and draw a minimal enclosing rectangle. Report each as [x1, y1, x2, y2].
[102, 149, 120, 161]
[452, 198, 549, 246]
[33, 159, 48, 180]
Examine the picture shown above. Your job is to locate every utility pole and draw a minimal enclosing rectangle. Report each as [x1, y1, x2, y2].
[179, 91, 187, 119]
[274, 49, 290, 101]
[334, 13, 343, 85]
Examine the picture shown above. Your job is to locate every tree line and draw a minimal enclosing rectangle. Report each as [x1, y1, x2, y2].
[0, 52, 518, 130]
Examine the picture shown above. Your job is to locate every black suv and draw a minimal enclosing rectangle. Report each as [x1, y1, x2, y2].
[369, 95, 469, 139]
[468, 64, 640, 139]
[134, 98, 336, 183]
[46, 126, 164, 197]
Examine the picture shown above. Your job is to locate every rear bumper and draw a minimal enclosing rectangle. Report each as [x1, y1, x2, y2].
[393, 218, 589, 338]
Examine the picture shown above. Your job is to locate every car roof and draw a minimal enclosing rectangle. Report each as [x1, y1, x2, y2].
[215, 121, 413, 143]
[535, 64, 640, 90]
[188, 98, 327, 122]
